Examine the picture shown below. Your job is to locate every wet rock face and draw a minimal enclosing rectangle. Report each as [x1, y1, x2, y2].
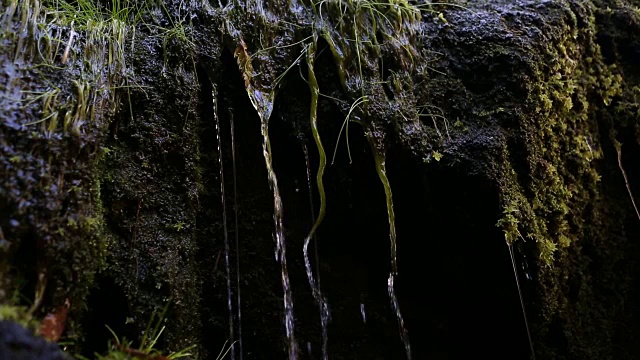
[422, 1, 640, 358]
[0, 321, 69, 360]
[2, 0, 640, 359]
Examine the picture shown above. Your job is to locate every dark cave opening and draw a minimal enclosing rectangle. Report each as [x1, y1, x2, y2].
[387, 149, 531, 359]
[273, 128, 532, 359]
[252, 37, 531, 358]
[190, 40, 532, 359]
[266, 40, 403, 358]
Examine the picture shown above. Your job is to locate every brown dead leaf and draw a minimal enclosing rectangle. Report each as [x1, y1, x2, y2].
[39, 298, 70, 342]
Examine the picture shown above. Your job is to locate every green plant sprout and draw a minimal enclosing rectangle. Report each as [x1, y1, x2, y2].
[77, 302, 197, 360]
[214, 340, 235, 360]
[145, 0, 196, 70]
[332, 95, 368, 164]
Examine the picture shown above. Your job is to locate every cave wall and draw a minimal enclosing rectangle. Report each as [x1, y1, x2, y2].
[1, 0, 640, 359]
[422, 1, 640, 358]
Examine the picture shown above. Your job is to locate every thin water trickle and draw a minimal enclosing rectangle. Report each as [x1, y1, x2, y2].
[303, 145, 322, 287]
[388, 274, 410, 359]
[303, 144, 329, 360]
[230, 112, 243, 360]
[519, 248, 533, 281]
[235, 40, 296, 357]
[369, 145, 411, 360]
[304, 44, 330, 360]
[508, 242, 535, 360]
[360, 303, 366, 324]
[213, 90, 235, 360]
[258, 106, 298, 360]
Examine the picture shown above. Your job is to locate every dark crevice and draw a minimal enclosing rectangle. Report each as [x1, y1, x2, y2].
[316, 124, 397, 358]
[208, 48, 285, 360]
[81, 276, 132, 357]
[388, 147, 531, 359]
[193, 62, 224, 360]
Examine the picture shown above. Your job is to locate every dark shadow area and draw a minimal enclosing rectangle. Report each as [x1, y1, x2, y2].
[205, 47, 285, 360]
[81, 276, 132, 357]
[193, 62, 226, 360]
[387, 147, 531, 360]
[598, 122, 640, 356]
[317, 125, 399, 359]
[189, 36, 535, 359]
[251, 35, 532, 358]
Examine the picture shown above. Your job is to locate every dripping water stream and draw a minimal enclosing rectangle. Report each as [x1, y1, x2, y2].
[230, 112, 243, 360]
[303, 144, 329, 360]
[234, 39, 297, 358]
[369, 143, 411, 360]
[213, 89, 235, 360]
[508, 243, 535, 360]
[304, 40, 330, 360]
[302, 145, 320, 292]
[254, 100, 298, 359]
[261, 118, 297, 359]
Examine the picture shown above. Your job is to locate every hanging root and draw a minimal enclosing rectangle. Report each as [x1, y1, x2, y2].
[613, 137, 640, 221]
[27, 270, 47, 316]
[304, 36, 330, 360]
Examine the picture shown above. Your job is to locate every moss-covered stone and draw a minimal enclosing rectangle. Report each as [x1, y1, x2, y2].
[422, 1, 640, 358]
[0, 0, 123, 334]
